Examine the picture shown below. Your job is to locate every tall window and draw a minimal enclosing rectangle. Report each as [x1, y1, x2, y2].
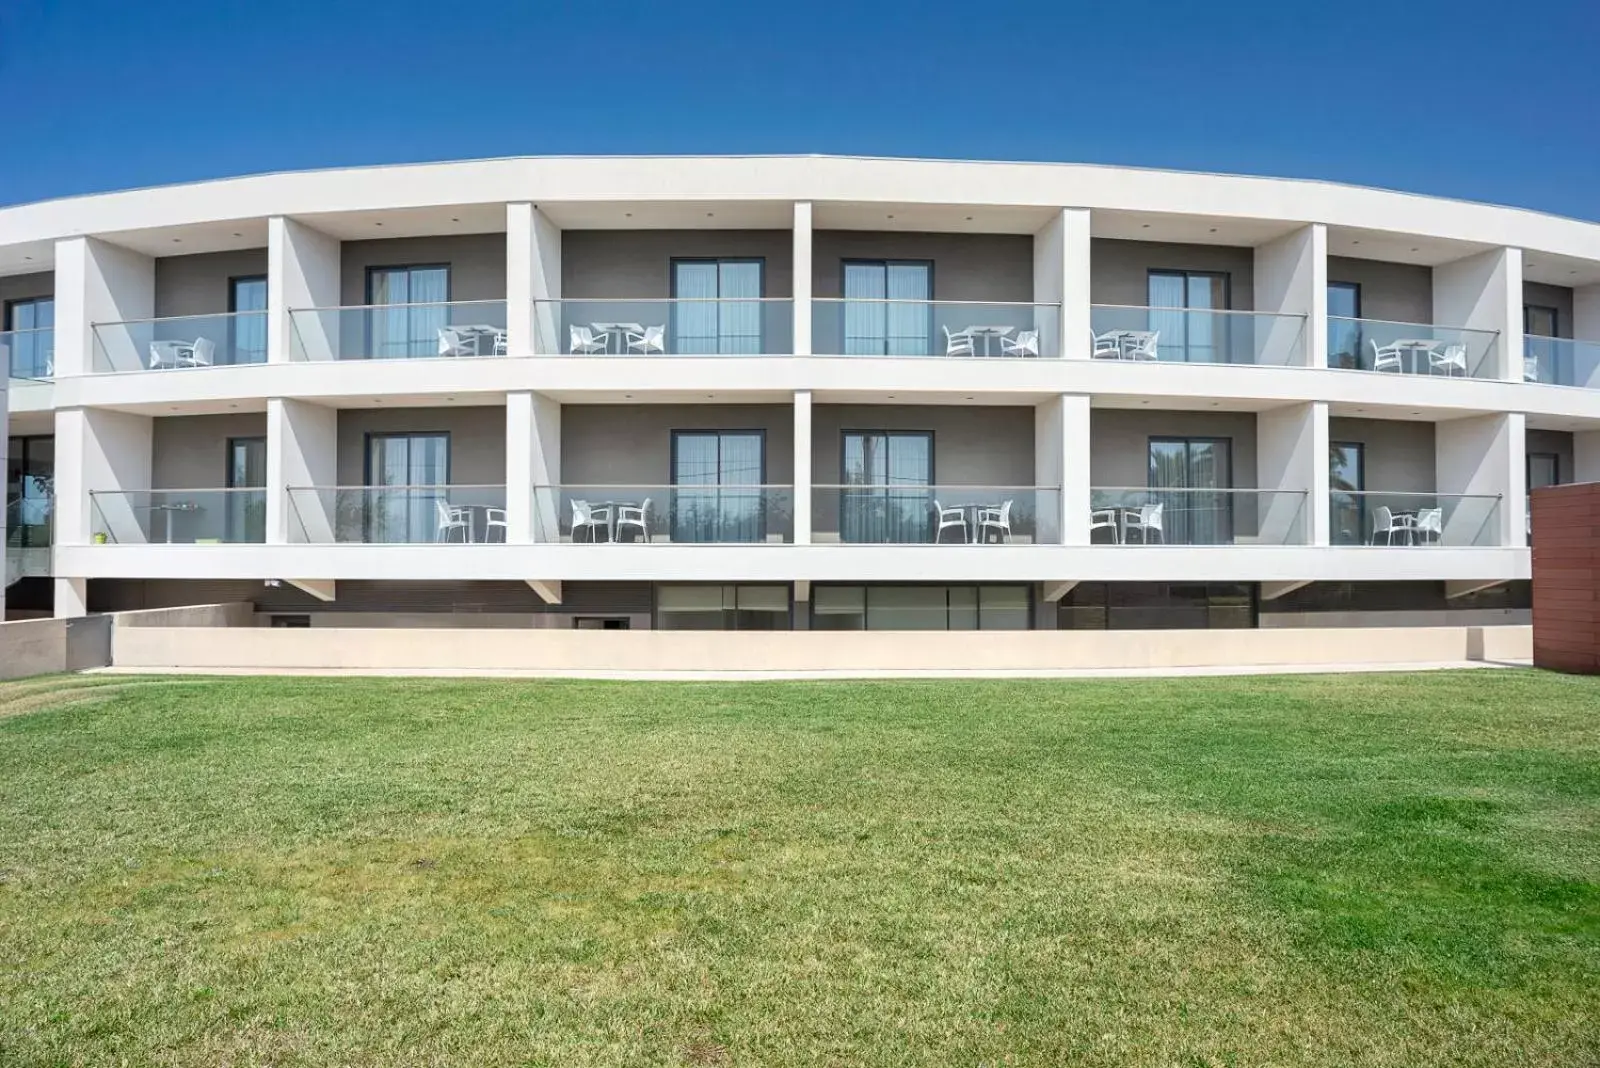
[656, 585, 789, 630]
[840, 430, 932, 543]
[365, 432, 449, 543]
[1148, 271, 1228, 363]
[5, 435, 52, 549]
[225, 437, 267, 542]
[670, 431, 765, 543]
[1148, 437, 1232, 544]
[671, 259, 763, 354]
[367, 265, 449, 359]
[5, 296, 54, 378]
[1527, 452, 1560, 491]
[229, 276, 268, 365]
[1329, 441, 1366, 545]
[812, 585, 1031, 630]
[1524, 305, 1558, 337]
[1524, 304, 1561, 385]
[1327, 282, 1362, 369]
[842, 261, 932, 355]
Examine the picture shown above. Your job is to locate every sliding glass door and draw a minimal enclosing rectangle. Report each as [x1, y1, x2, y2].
[671, 259, 763, 354]
[5, 435, 52, 548]
[365, 432, 450, 543]
[1148, 437, 1232, 544]
[367, 265, 449, 359]
[1329, 441, 1365, 545]
[671, 431, 766, 543]
[229, 276, 268, 365]
[5, 296, 53, 378]
[1148, 271, 1229, 363]
[225, 437, 267, 543]
[1327, 282, 1362, 369]
[840, 431, 932, 543]
[842, 261, 932, 355]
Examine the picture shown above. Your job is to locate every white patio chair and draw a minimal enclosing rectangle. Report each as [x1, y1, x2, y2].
[1089, 507, 1121, 542]
[942, 325, 976, 357]
[1523, 354, 1541, 383]
[1414, 507, 1443, 545]
[181, 337, 215, 368]
[977, 499, 1013, 543]
[1369, 338, 1404, 373]
[437, 327, 476, 358]
[149, 339, 193, 369]
[1123, 331, 1161, 362]
[1000, 330, 1040, 357]
[483, 507, 508, 543]
[932, 500, 968, 543]
[1125, 502, 1163, 543]
[1091, 330, 1123, 359]
[614, 498, 651, 543]
[1429, 343, 1467, 377]
[626, 324, 666, 356]
[570, 499, 609, 542]
[434, 498, 471, 543]
[491, 330, 508, 356]
[569, 325, 608, 355]
[1371, 506, 1416, 545]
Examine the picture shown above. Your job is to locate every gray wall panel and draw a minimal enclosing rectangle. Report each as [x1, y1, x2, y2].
[153, 250, 270, 318]
[340, 234, 506, 305]
[1328, 417, 1436, 492]
[1526, 429, 1575, 482]
[562, 231, 793, 298]
[1090, 410, 1259, 488]
[1522, 282, 1574, 337]
[337, 406, 506, 485]
[561, 404, 794, 485]
[812, 231, 1033, 303]
[1327, 256, 1433, 323]
[152, 414, 268, 488]
[1091, 240, 1256, 309]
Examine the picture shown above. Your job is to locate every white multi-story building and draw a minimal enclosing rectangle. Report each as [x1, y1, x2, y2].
[2, 156, 1597, 632]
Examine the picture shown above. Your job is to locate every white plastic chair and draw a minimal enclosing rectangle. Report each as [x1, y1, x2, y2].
[977, 499, 1013, 543]
[1123, 331, 1161, 361]
[149, 339, 192, 369]
[614, 498, 651, 543]
[932, 500, 968, 543]
[182, 337, 215, 368]
[1091, 330, 1123, 359]
[1000, 330, 1039, 357]
[1429, 343, 1467, 377]
[1369, 338, 1403, 373]
[1414, 507, 1443, 545]
[437, 327, 475, 357]
[1089, 507, 1121, 542]
[569, 325, 608, 355]
[1371, 506, 1416, 545]
[483, 507, 508, 543]
[626, 324, 666, 356]
[491, 330, 508, 356]
[435, 499, 471, 543]
[1523, 354, 1541, 383]
[570, 499, 609, 542]
[1125, 502, 1163, 543]
[942, 326, 976, 357]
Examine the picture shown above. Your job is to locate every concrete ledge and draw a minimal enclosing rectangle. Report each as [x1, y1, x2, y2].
[111, 624, 1534, 675]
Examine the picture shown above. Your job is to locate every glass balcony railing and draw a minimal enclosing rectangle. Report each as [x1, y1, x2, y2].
[531, 485, 794, 543]
[6, 494, 53, 584]
[1327, 317, 1498, 378]
[287, 485, 507, 544]
[1089, 306, 1306, 366]
[3, 328, 55, 380]
[91, 313, 268, 373]
[1329, 491, 1502, 547]
[533, 299, 793, 356]
[1089, 488, 1308, 546]
[289, 302, 508, 361]
[810, 485, 1060, 544]
[89, 489, 267, 544]
[812, 300, 1060, 357]
[1523, 336, 1600, 389]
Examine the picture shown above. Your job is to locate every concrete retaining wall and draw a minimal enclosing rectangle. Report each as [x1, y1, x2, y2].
[111, 602, 255, 629]
[111, 624, 1534, 674]
[0, 615, 112, 680]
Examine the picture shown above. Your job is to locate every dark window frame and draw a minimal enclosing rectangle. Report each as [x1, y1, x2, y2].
[652, 582, 795, 631]
[668, 428, 770, 543]
[1527, 451, 1561, 489]
[227, 275, 268, 365]
[809, 583, 1035, 631]
[1329, 440, 1367, 546]
[1523, 303, 1559, 337]
[839, 258, 935, 355]
[1146, 435, 1235, 545]
[668, 257, 767, 353]
[361, 430, 453, 543]
[1147, 269, 1232, 363]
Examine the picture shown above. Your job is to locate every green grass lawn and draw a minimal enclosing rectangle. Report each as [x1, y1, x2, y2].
[0, 671, 1596, 1066]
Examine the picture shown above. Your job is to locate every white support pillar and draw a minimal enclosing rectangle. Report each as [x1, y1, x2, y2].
[509, 203, 562, 356]
[1434, 247, 1521, 382]
[54, 578, 87, 619]
[1037, 393, 1091, 544]
[527, 392, 561, 541]
[53, 235, 153, 376]
[792, 202, 812, 356]
[1576, 431, 1600, 483]
[793, 390, 813, 544]
[1258, 401, 1328, 546]
[1254, 224, 1325, 368]
[268, 217, 340, 363]
[1036, 208, 1090, 359]
[267, 398, 337, 544]
[55, 407, 152, 547]
[1573, 283, 1600, 343]
[1437, 412, 1524, 547]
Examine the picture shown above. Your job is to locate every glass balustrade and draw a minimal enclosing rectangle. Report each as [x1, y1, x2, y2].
[1088, 488, 1308, 545]
[533, 299, 793, 356]
[289, 302, 508, 361]
[1327, 317, 1498, 378]
[2, 327, 55, 380]
[1523, 336, 1600, 389]
[91, 313, 268, 373]
[531, 485, 794, 543]
[5, 493, 53, 582]
[809, 485, 1060, 544]
[287, 485, 508, 543]
[89, 489, 267, 544]
[1329, 491, 1502, 547]
[1090, 306, 1306, 366]
[812, 300, 1060, 357]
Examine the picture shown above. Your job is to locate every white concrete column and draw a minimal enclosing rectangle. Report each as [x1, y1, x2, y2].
[268, 217, 340, 363]
[54, 577, 87, 619]
[792, 202, 812, 356]
[523, 392, 561, 540]
[267, 398, 337, 543]
[1437, 412, 1523, 547]
[1036, 208, 1090, 359]
[1253, 224, 1325, 368]
[509, 203, 562, 355]
[1258, 401, 1328, 545]
[793, 390, 813, 543]
[53, 236, 153, 376]
[506, 392, 533, 542]
[1574, 284, 1600, 342]
[1037, 393, 1090, 543]
[1434, 246, 1521, 381]
[54, 405, 152, 596]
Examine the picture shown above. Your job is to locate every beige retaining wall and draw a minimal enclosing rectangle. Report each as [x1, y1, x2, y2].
[0, 618, 72, 680]
[112, 624, 1534, 674]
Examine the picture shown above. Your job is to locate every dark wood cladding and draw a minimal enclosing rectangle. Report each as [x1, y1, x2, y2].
[1532, 482, 1600, 674]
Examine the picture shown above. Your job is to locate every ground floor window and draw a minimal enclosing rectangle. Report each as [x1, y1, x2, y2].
[655, 585, 790, 630]
[1059, 583, 1256, 630]
[812, 585, 1031, 630]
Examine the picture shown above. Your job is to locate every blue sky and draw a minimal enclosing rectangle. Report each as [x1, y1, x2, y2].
[3, 0, 1598, 217]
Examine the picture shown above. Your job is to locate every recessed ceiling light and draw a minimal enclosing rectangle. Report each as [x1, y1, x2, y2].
[450, 217, 459, 223]
[624, 393, 633, 399]
[965, 395, 974, 401]
[964, 216, 973, 221]
[705, 212, 714, 218]
[1141, 223, 1150, 229]
[887, 394, 896, 399]
[171, 238, 181, 243]
[1208, 227, 1218, 233]
[1410, 247, 1419, 253]
[887, 214, 895, 220]
[231, 232, 242, 238]
[374, 222, 383, 227]
[1211, 401, 1220, 407]
[446, 396, 455, 402]
[1352, 240, 1361, 245]
[22, 255, 30, 261]
[624, 212, 633, 218]
[1571, 270, 1579, 275]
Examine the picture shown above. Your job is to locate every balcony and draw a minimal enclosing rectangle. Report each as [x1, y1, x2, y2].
[288, 485, 508, 543]
[811, 300, 1059, 358]
[289, 302, 507, 361]
[534, 299, 792, 356]
[1330, 491, 1501, 547]
[5, 494, 52, 584]
[811, 485, 1059, 544]
[92, 313, 268, 373]
[89, 489, 267, 544]
[1089, 488, 1308, 545]
[1523, 336, 1600, 389]
[3, 327, 54, 380]
[533, 485, 794, 543]
[1327, 317, 1498, 378]
[1089, 306, 1306, 366]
